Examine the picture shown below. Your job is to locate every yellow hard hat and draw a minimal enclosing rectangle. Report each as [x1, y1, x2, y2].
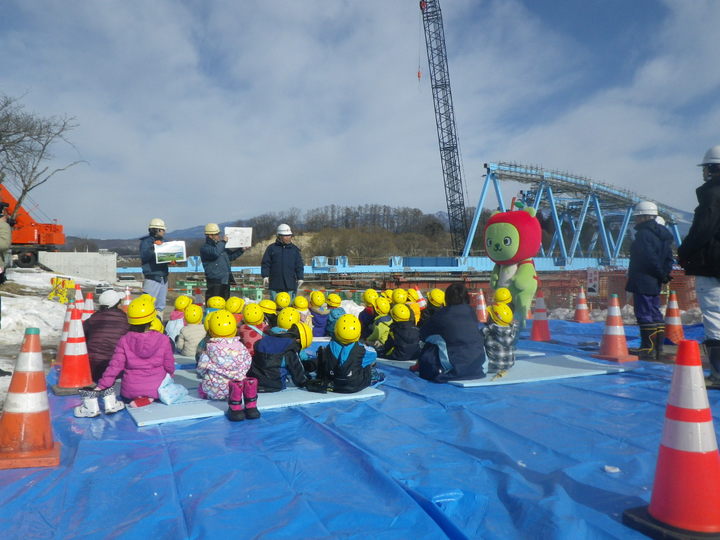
[204, 223, 220, 235]
[243, 303, 264, 326]
[373, 296, 391, 316]
[406, 288, 421, 302]
[326, 293, 342, 308]
[391, 303, 411, 322]
[174, 295, 192, 311]
[392, 288, 408, 305]
[428, 288, 446, 308]
[493, 288, 512, 304]
[292, 322, 313, 350]
[225, 296, 245, 314]
[293, 295, 309, 310]
[138, 293, 154, 302]
[209, 309, 237, 338]
[149, 317, 164, 333]
[275, 292, 292, 309]
[362, 289, 378, 307]
[259, 298, 277, 315]
[277, 307, 301, 329]
[489, 303, 514, 326]
[204, 312, 213, 331]
[127, 296, 156, 325]
[184, 304, 203, 324]
[383, 289, 394, 299]
[334, 314, 361, 345]
[310, 291, 325, 308]
[207, 296, 226, 310]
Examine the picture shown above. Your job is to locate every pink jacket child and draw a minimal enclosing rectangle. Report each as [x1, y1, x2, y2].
[197, 337, 253, 399]
[97, 330, 175, 403]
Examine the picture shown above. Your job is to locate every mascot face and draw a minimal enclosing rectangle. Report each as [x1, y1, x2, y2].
[484, 208, 541, 265]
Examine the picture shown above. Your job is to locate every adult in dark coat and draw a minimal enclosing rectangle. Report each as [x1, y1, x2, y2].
[261, 223, 304, 300]
[200, 223, 245, 301]
[678, 145, 720, 387]
[418, 283, 486, 382]
[625, 201, 674, 359]
[83, 290, 130, 382]
[139, 217, 170, 312]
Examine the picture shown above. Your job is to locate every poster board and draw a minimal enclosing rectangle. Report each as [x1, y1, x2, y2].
[586, 268, 599, 296]
[154, 240, 187, 264]
[224, 227, 252, 249]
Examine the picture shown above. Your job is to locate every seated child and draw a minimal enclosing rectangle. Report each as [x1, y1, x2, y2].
[225, 296, 245, 325]
[238, 303, 270, 357]
[197, 310, 253, 401]
[248, 322, 312, 392]
[293, 295, 314, 327]
[274, 291, 292, 310]
[406, 288, 424, 326]
[83, 289, 130, 382]
[175, 304, 206, 357]
[205, 295, 226, 319]
[96, 296, 175, 407]
[366, 297, 392, 349]
[306, 314, 378, 393]
[274, 307, 301, 334]
[165, 295, 191, 343]
[483, 302, 517, 373]
[419, 288, 445, 327]
[259, 298, 278, 328]
[309, 291, 330, 337]
[325, 294, 346, 337]
[379, 304, 421, 361]
[358, 289, 377, 339]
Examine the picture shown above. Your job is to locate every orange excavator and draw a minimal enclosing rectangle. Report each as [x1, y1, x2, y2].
[0, 184, 65, 267]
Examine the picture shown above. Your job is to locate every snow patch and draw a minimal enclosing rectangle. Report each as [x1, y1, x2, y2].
[0, 295, 66, 345]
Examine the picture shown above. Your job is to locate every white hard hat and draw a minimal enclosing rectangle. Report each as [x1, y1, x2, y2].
[634, 201, 658, 216]
[98, 289, 122, 307]
[276, 223, 293, 235]
[204, 223, 220, 235]
[655, 216, 666, 227]
[148, 218, 166, 230]
[699, 145, 720, 166]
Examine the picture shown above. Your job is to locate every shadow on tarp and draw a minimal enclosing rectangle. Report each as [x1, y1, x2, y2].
[0, 320, 717, 539]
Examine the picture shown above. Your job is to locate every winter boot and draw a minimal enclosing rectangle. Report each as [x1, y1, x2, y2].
[74, 387, 101, 418]
[101, 387, 125, 414]
[629, 323, 655, 360]
[226, 379, 245, 422]
[243, 377, 261, 420]
[705, 342, 720, 389]
[654, 323, 672, 361]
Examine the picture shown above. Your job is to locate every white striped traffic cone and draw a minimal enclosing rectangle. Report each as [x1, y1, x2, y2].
[475, 290, 488, 323]
[52, 308, 93, 394]
[664, 290, 684, 344]
[121, 286, 131, 313]
[54, 298, 74, 366]
[530, 290, 552, 341]
[0, 328, 61, 469]
[573, 286, 592, 323]
[82, 292, 95, 321]
[592, 294, 637, 362]
[623, 339, 720, 536]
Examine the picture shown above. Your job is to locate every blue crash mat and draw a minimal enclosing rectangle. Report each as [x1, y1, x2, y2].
[126, 369, 384, 427]
[449, 354, 630, 387]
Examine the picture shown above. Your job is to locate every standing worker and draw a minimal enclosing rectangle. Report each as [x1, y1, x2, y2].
[678, 145, 720, 388]
[200, 223, 246, 301]
[261, 223, 304, 300]
[625, 201, 674, 359]
[0, 207, 11, 285]
[139, 218, 169, 316]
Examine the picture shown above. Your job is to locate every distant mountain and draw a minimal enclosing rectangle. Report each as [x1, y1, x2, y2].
[164, 221, 237, 240]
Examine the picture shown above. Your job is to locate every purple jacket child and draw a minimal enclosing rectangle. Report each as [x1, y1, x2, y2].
[97, 331, 175, 400]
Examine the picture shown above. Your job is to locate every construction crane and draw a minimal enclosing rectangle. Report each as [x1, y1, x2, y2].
[419, 0, 469, 255]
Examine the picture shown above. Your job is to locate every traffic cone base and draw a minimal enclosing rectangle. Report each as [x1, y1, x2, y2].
[623, 505, 720, 540]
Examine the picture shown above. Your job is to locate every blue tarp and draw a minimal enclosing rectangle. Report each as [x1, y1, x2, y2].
[1, 321, 718, 539]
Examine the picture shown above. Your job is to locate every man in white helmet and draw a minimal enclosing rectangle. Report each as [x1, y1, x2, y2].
[200, 222, 246, 301]
[625, 201, 674, 360]
[139, 218, 169, 315]
[679, 145, 720, 388]
[261, 223, 304, 300]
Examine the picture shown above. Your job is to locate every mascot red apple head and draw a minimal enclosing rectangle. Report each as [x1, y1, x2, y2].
[483, 207, 541, 265]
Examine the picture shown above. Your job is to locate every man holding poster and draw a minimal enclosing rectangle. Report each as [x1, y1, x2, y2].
[139, 217, 170, 314]
[200, 223, 246, 301]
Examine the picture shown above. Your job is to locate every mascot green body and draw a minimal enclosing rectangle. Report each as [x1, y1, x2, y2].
[484, 206, 542, 329]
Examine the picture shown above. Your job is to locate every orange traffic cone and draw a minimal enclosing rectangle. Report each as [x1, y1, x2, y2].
[592, 294, 637, 362]
[573, 286, 592, 323]
[82, 292, 95, 321]
[476, 290, 487, 323]
[121, 286, 131, 313]
[54, 298, 74, 366]
[0, 328, 61, 470]
[74, 284, 84, 312]
[530, 290, 551, 342]
[623, 340, 720, 537]
[52, 308, 93, 395]
[664, 290, 685, 344]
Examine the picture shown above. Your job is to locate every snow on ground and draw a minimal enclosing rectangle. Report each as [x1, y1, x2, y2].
[0, 295, 66, 346]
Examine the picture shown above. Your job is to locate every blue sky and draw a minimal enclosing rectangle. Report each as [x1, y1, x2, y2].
[1, 0, 717, 238]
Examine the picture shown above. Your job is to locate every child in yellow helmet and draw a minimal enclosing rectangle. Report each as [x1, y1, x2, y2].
[308, 290, 330, 337]
[248, 322, 313, 392]
[166, 295, 192, 343]
[175, 304, 207, 358]
[377, 304, 421, 361]
[238, 303, 270, 357]
[483, 302, 518, 373]
[366, 296, 392, 349]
